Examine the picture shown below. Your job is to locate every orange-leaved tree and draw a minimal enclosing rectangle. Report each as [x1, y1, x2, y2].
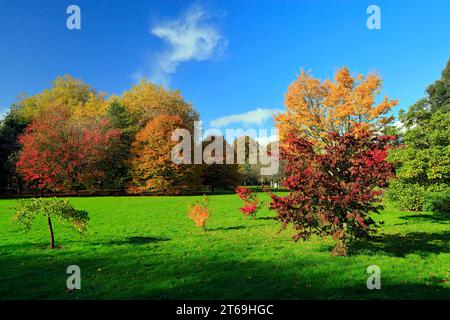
[276, 67, 398, 144]
[129, 114, 200, 195]
[187, 196, 210, 231]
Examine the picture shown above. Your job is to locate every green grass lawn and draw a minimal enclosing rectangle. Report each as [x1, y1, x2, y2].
[0, 194, 448, 299]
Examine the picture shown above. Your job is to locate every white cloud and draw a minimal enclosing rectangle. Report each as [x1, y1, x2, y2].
[210, 108, 282, 128]
[394, 120, 407, 133]
[147, 4, 227, 85]
[393, 120, 403, 128]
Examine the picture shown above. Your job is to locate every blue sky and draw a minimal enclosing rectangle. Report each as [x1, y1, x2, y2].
[1, 0, 449, 134]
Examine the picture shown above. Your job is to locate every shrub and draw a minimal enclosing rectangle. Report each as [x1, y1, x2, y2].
[187, 196, 210, 231]
[385, 180, 426, 211]
[235, 186, 260, 218]
[423, 190, 450, 213]
[11, 197, 89, 249]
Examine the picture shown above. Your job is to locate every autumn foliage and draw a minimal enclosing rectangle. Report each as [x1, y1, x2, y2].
[187, 196, 210, 231]
[122, 79, 199, 130]
[6, 76, 204, 195]
[16, 107, 121, 192]
[235, 186, 260, 218]
[276, 67, 398, 144]
[129, 114, 200, 195]
[269, 128, 395, 255]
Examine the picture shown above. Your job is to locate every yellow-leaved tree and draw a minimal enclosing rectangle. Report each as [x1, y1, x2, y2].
[121, 79, 199, 130]
[276, 67, 398, 144]
[17, 75, 109, 122]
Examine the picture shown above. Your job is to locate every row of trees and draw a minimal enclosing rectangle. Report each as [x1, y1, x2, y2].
[4, 60, 449, 254]
[0, 76, 276, 195]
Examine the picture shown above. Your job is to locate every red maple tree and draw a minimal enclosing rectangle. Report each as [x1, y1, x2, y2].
[269, 128, 395, 255]
[17, 107, 121, 192]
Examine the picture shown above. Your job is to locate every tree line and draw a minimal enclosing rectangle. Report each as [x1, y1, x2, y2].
[4, 60, 449, 254]
[0, 76, 278, 195]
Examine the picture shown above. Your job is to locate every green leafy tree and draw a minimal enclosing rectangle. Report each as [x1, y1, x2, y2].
[0, 106, 29, 194]
[427, 59, 450, 112]
[104, 101, 138, 189]
[12, 198, 89, 249]
[234, 136, 260, 186]
[202, 162, 241, 193]
[201, 136, 241, 193]
[388, 59, 450, 210]
[238, 162, 260, 186]
[201, 136, 242, 193]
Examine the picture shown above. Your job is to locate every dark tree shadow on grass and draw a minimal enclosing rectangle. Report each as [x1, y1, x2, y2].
[0, 236, 171, 251]
[257, 216, 277, 221]
[1, 246, 449, 300]
[207, 224, 269, 232]
[104, 236, 170, 246]
[146, 260, 449, 300]
[0, 242, 61, 251]
[400, 212, 450, 224]
[207, 225, 247, 232]
[349, 231, 450, 258]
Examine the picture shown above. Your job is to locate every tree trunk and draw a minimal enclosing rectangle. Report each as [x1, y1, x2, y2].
[47, 216, 55, 249]
[211, 185, 215, 194]
[17, 176, 22, 196]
